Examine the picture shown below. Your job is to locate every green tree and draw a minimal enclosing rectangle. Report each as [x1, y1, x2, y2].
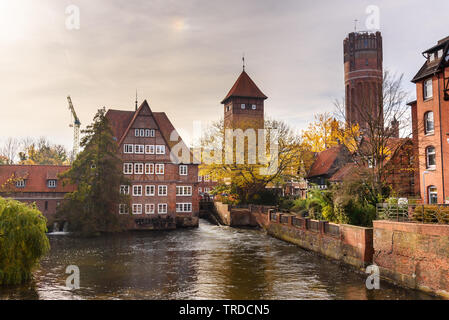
[57, 108, 129, 236]
[0, 197, 50, 285]
[18, 137, 68, 165]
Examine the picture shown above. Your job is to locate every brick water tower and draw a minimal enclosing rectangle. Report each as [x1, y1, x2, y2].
[344, 31, 383, 132]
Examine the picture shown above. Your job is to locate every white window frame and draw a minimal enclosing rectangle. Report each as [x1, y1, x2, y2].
[124, 144, 134, 154]
[123, 163, 133, 174]
[145, 145, 155, 154]
[155, 164, 165, 175]
[120, 185, 130, 195]
[16, 180, 26, 188]
[179, 165, 188, 176]
[150, 129, 155, 137]
[252, 104, 256, 110]
[132, 204, 143, 215]
[204, 187, 210, 194]
[146, 185, 155, 196]
[176, 203, 192, 213]
[134, 163, 144, 174]
[47, 179, 57, 188]
[145, 129, 150, 137]
[158, 203, 168, 214]
[145, 203, 155, 214]
[134, 145, 144, 154]
[133, 185, 143, 196]
[119, 204, 129, 215]
[198, 175, 202, 182]
[426, 146, 436, 169]
[241, 104, 246, 109]
[139, 129, 145, 137]
[204, 175, 210, 182]
[135, 129, 140, 137]
[424, 79, 433, 100]
[145, 163, 154, 174]
[176, 186, 192, 196]
[156, 145, 166, 155]
[158, 185, 168, 196]
[424, 111, 434, 134]
[198, 187, 202, 193]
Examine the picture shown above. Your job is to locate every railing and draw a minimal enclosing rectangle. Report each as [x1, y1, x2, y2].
[292, 217, 303, 228]
[308, 219, 319, 232]
[377, 203, 449, 224]
[280, 215, 289, 224]
[324, 223, 340, 237]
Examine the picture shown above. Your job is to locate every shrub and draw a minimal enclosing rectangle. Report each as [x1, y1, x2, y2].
[412, 205, 449, 224]
[0, 197, 50, 285]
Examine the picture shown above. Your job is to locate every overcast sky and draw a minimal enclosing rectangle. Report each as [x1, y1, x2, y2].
[1, 0, 448, 151]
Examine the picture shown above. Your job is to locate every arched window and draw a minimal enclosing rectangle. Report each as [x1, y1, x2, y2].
[428, 186, 438, 204]
[426, 146, 436, 169]
[424, 111, 434, 134]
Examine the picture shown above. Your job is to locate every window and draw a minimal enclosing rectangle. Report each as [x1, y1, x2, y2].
[241, 104, 246, 109]
[135, 145, 144, 154]
[252, 104, 256, 110]
[146, 185, 155, 196]
[120, 185, 130, 195]
[198, 175, 202, 182]
[119, 204, 129, 214]
[176, 203, 192, 213]
[134, 163, 144, 174]
[47, 179, 57, 188]
[135, 129, 140, 137]
[424, 111, 434, 134]
[145, 145, 155, 154]
[204, 187, 210, 194]
[15, 179, 26, 188]
[367, 157, 376, 168]
[198, 187, 202, 193]
[428, 186, 438, 204]
[123, 163, 133, 174]
[150, 129, 155, 137]
[155, 164, 165, 175]
[176, 186, 192, 196]
[133, 185, 143, 196]
[158, 203, 168, 214]
[140, 129, 145, 137]
[145, 163, 154, 174]
[124, 144, 134, 154]
[179, 165, 188, 175]
[132, 204, 142, 215]
[145, 204, 155, 214]
[426, 146, 436, 169]
[158, 185, 168, 196]
[204, 175, 210, 182]
[424, 79, 433, 99]
[226, 106, 230, 112]
[145, 129, 150, 137]
[156, 145, 165, 154]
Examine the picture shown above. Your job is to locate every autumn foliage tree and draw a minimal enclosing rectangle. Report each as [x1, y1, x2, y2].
[57, 108, 130, 236]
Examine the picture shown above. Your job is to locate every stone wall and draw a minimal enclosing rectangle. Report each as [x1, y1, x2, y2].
[214, 202, 273, 227]
[373, 220, 449, 298]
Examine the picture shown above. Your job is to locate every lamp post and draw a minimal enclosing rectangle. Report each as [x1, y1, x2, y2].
[422, 171, 430, 204]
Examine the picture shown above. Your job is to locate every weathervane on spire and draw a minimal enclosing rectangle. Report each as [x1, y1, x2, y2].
[135, 89, 138, 111]
[242, 53, 245, 71]
[354, 19, 358, 32]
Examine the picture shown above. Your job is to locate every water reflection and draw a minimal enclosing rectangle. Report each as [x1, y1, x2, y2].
[0, 219, 437, 300]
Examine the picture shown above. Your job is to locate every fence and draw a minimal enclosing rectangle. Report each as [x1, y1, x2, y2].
[324, 223, 340, 237]
[376, 203, 449, 224]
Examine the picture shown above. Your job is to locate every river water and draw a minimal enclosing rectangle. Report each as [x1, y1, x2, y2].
[0, 219, 436, 300]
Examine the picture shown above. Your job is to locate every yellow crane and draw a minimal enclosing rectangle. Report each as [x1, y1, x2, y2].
[67, 96, 81, 156]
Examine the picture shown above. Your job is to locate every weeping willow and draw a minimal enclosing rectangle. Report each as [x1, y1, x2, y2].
[0, 197, 50, 285]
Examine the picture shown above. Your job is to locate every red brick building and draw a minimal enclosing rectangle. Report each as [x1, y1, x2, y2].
[106, 100, 199, 229]
[410, 35, 449, 204]
[0, 165, 74, 224]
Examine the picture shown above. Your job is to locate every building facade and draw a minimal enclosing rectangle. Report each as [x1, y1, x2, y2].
[410, 35, 449, 204]
[106, 100, 199, 229]
[0, 165, 74, 226]
[344, 31, 383, 132]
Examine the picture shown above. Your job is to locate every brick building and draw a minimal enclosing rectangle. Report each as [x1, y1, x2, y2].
[106, 100, 199, 229]
[0, 165, 74, 224]
[410, 35, 449, 204]
[344, 31, 383, 132]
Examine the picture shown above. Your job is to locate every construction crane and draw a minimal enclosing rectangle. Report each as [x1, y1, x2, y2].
[67, 96, 81, 156]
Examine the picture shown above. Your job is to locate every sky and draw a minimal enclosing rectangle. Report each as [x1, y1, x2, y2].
[1, 0, 449, 151]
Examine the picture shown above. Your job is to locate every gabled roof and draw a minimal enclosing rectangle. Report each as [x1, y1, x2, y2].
[0, 165, 75, 193]
[329, 163, 357, 182]
[105, 100, 195, 163]
[412, 36, 449, 83]
[221, 70, 267, 104]
[307, 145, 347, 178]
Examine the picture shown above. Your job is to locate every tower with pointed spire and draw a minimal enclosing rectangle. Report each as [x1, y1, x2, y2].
[221, 70, 267, 131]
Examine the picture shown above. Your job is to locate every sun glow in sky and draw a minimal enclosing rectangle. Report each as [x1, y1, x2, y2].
[0, 0, 448, 152]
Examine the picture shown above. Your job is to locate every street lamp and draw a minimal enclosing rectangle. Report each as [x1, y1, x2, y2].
[422, 171, 430, 204]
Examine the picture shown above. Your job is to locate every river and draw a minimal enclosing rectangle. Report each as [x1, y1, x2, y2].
[0, 219, 436, 300]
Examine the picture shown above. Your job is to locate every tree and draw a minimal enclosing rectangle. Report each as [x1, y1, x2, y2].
[57, 108, 130, 236]
[18, 137, 69, 165]
[334, 71, 412, 204]
[0, 138, 19, 164]
[199, 118, 308, 203]
[0, 197, 50, 285]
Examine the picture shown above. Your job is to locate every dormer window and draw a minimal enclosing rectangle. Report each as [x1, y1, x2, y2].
[424, 79, 433, 100]
[438, 49, 443, 58]
[16, 180, 26, 188]
[241, 104, 245, 109]
[429, 53, 436, 62]
[47, 180, 57, 188]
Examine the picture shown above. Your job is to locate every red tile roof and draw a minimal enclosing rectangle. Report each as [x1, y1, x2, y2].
[221, 71, 267, 104]
[329, 163, 357, 182]
[0, 165, 75, 193]
[307, 145, 345, 178]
